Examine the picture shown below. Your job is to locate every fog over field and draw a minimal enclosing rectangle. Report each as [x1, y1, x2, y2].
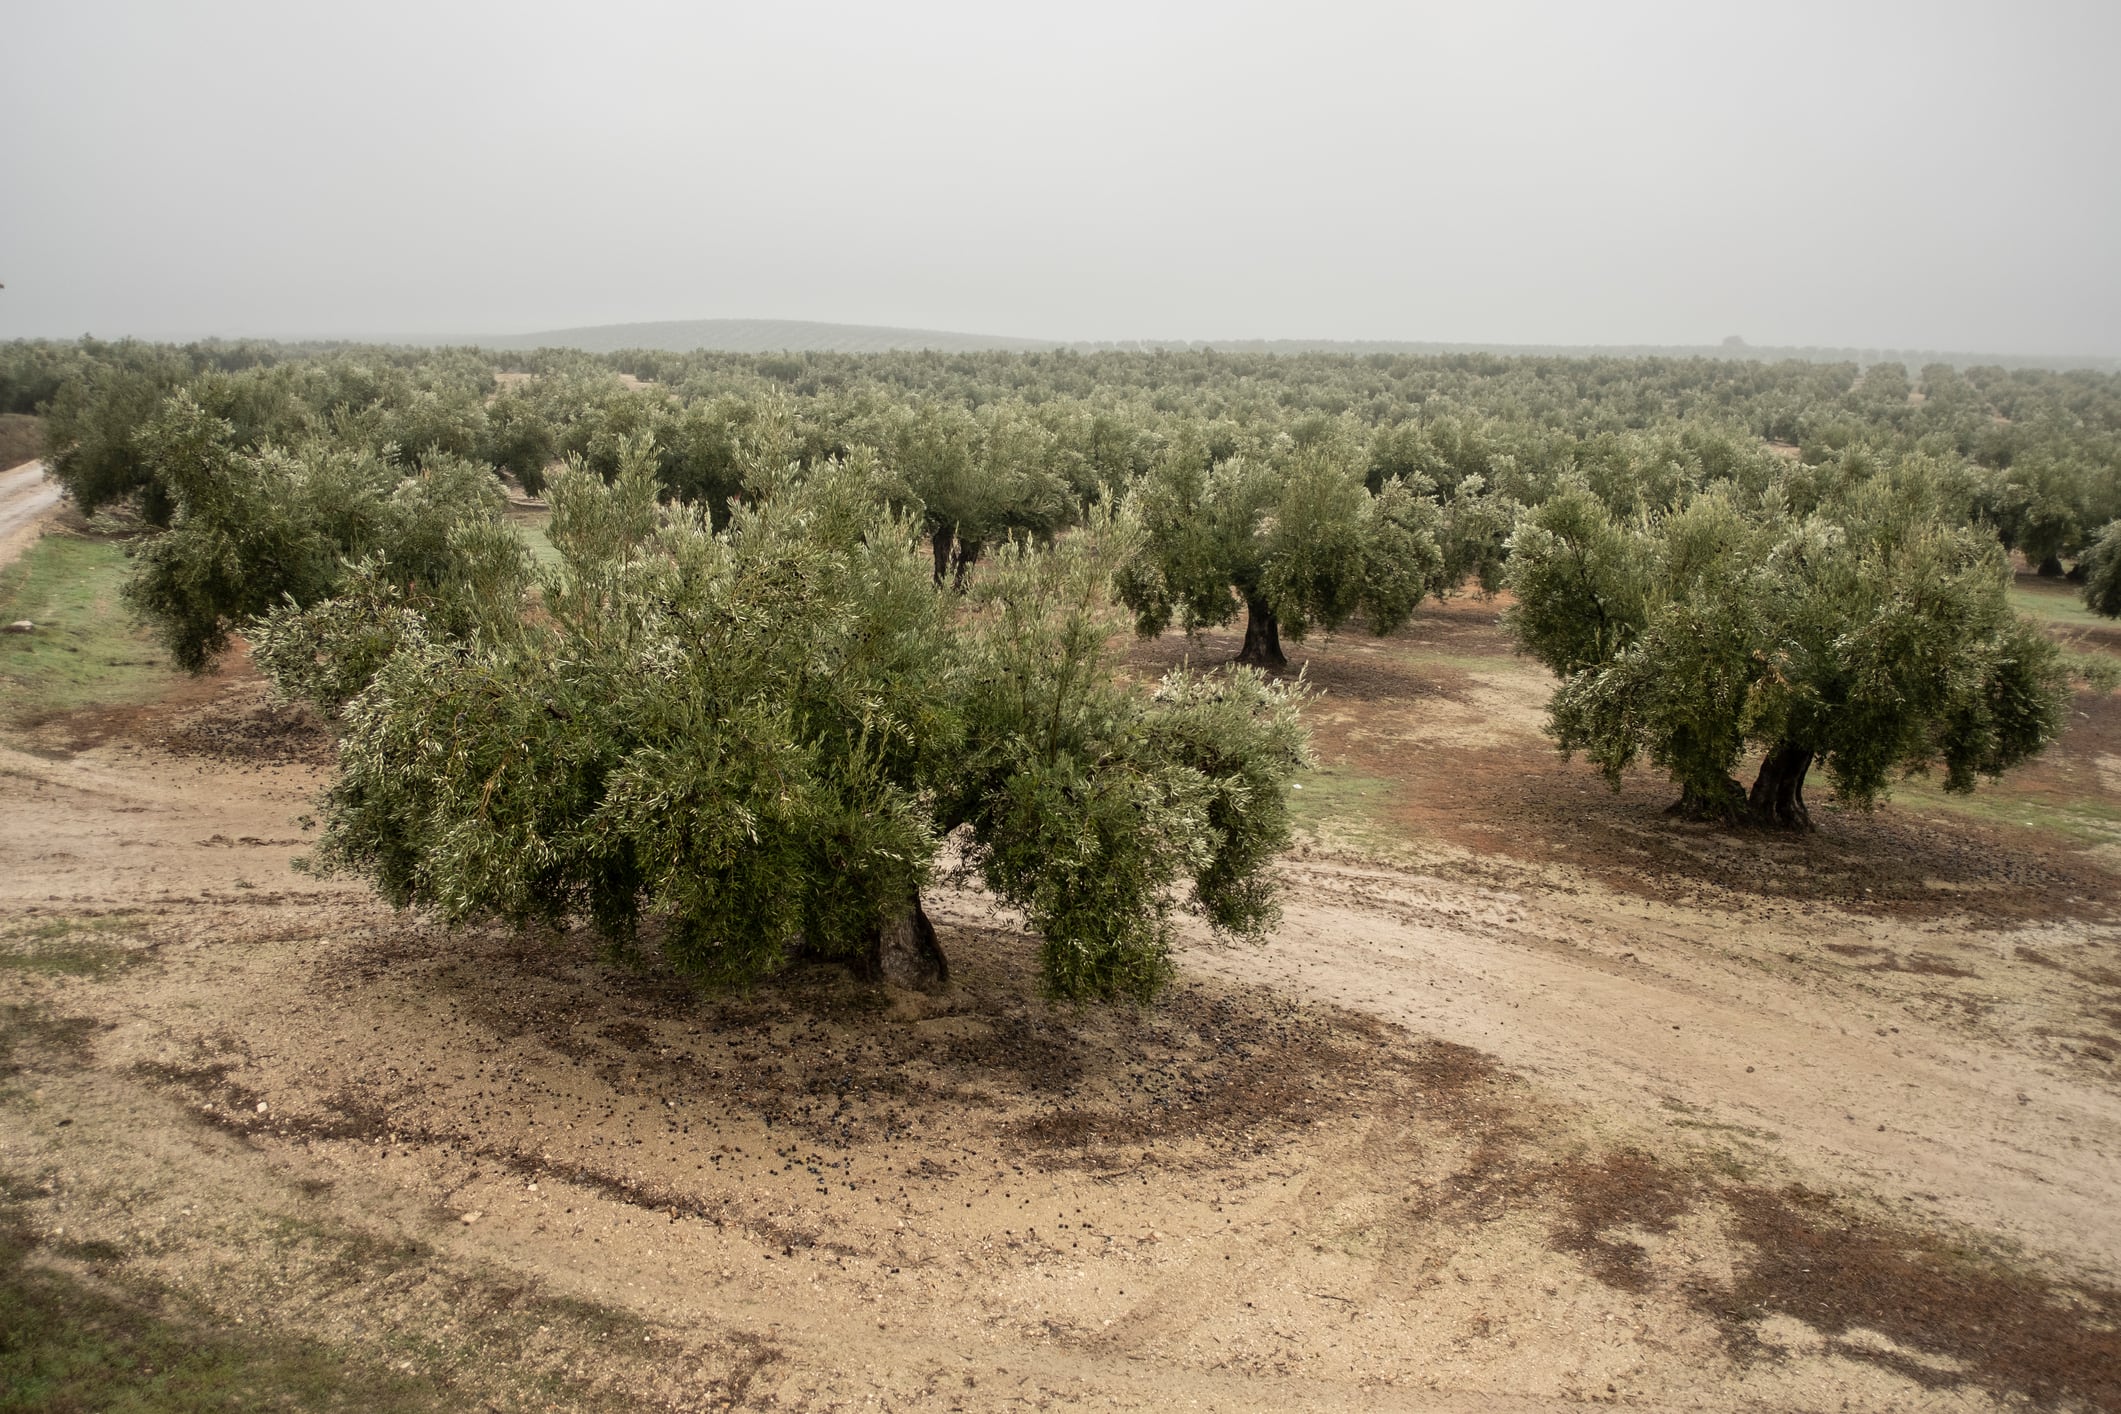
[2, 0, 2116, 355]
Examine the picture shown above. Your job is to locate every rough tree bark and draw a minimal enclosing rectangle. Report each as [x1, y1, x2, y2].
[1236, 595, 1287, 671]
[866, 897, 949, 993]
[951, 539, 984, 593]
[1747, 742, 1815, 830]
[930, 527, 954, 587]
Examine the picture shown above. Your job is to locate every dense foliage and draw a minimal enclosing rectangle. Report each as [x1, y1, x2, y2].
[259, 447, 1307, 999]
[122, 393, 517, 672]
[1508, 478, 2070, 826]
[6, 331, 2113, 989]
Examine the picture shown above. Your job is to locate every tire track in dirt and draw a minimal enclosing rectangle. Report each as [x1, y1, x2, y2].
[1187, 855, 2121, 1282]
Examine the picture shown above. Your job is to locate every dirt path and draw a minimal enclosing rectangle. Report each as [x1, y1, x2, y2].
[5, 624, 2121, 1409]
[0, 460, 62, 571]
[1207, 853, 2121, 1281]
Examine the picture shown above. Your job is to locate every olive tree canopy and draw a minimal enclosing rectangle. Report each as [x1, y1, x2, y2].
[1117, 421, 1447, 670]
[260, 446, 1310, 1000]
[1507, 476, 2069, 827]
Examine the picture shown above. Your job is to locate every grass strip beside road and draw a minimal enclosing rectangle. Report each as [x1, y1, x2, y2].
[0, 533, 176, 723]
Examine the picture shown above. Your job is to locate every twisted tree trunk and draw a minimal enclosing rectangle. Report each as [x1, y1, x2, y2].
[1236, 595, 1286, 671]
[1747, 742, 1815, 830]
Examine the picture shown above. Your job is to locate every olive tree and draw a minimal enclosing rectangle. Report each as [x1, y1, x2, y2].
[1119, 422, 1447, 669]
[122, 392, 513, 672]
[2080, 520, 2121, 618]
[885, 399, 1071, 588]
[1507, 477, 2070, 827]
[41, 348, 194, 522]
[275, 447, 1310, 1000]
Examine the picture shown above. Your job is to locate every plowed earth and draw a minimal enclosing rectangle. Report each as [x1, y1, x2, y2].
[4, 581, 2120, 1410]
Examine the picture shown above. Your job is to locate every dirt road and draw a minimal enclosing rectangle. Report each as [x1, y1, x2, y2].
[0, 460, 61, 570]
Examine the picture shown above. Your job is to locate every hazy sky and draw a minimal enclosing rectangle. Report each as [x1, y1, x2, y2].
[3, 0, 2115, 352]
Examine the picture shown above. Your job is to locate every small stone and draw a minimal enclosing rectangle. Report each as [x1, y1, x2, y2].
[255, 1100, 268, 1114]
[461, 1211, 482, 1224]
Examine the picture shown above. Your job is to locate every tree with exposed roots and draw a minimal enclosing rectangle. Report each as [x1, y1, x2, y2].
[1506, 477, 2070, 828]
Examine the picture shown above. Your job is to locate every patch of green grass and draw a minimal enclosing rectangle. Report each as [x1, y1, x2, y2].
[0, 918, 148, 978]
[1288, 764, 1405, 852]
[2010, 580, 2110, 633]
[1893, 774, 2121, 848]
[0, 533, 177, 722]
[0, 1208, 454, 1414]
[0, 1002, 97, 1085]
[514, 514, 562, 570]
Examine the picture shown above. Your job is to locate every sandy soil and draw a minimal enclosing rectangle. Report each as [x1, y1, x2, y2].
[0, 461, 62, 572]
[4, 606, 2120, 1411]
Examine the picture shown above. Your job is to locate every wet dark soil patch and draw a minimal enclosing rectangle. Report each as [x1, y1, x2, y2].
[158, 692, 333, 767]
[1860, 953, 1980, 979]
[1548, 1148, 1699, 1291]
[1717, 1183, 2121, 1409]
[0, 1002, 100, 1081]
[1394, 1115, 2121, 1409]
[1376, 738, 2118, 924]
[298, 911, 1453, 1174]
[2016, 945, 2121, 991]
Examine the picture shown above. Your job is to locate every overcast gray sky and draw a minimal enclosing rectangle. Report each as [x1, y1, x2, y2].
[2, 0, 2115, 353]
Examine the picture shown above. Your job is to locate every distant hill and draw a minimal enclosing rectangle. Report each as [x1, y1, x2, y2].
[465, 319, 2119, 373]
[479, 318, 1062, 355]
[1072, 338, 2121, 373]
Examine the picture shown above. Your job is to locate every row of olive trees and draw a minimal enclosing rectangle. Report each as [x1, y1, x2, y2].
[104, 363, 2098, 842]
[31, 332, 2119, 576]
[30, 344, 2108, 1005]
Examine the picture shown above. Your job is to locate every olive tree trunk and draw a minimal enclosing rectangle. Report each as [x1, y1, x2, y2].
[930, 527, 954, 587]
[951, 539, 984, 593]
[1747, 742, 1815, 830]
[866, 896, 949, 993]
[1236, 595, 1287, 671]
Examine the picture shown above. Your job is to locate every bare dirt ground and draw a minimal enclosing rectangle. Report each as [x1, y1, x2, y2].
[5, 593, 2121, 1410]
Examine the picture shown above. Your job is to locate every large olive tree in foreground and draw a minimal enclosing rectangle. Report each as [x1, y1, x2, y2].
[263, 449, 1309, 999]
[1506, 478, 2070, 827]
